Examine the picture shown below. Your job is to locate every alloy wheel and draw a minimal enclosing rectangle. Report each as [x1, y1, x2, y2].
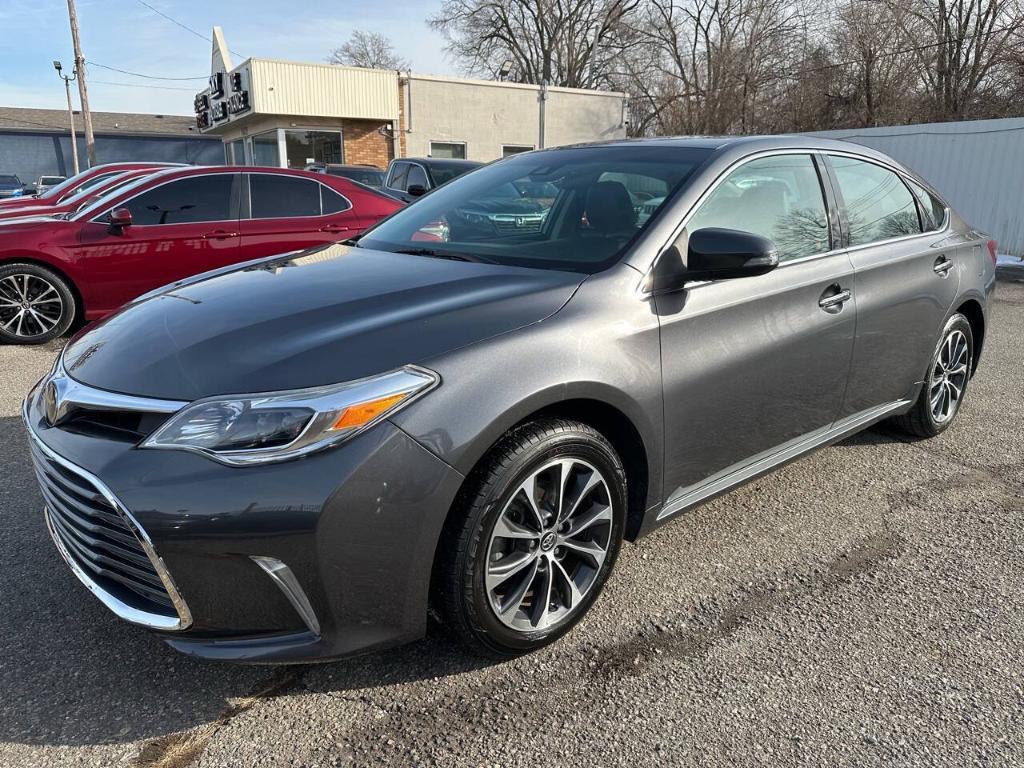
[0, 273, 64, 339]
[929, 328, 969, 424]
[485, 458, 613, 633]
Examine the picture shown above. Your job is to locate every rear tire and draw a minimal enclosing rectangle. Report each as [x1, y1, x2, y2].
[0, 263, 76, 345]
[891, 313, 973, 438]
[436, 418, 626, 657]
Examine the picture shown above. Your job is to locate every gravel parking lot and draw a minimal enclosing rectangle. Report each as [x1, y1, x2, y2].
[1, 281, 1021, 768]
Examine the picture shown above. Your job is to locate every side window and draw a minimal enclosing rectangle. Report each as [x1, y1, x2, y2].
[687, 154, 830, 262]
[829, 156, 922, 245]
[388, 163, 410, 191]
[250, 175, 321, 219]
[904, 177, 947, 231]
[320, 186, 351, 215]
[120, 175, 234, 226]
[406, 164, 429, 190]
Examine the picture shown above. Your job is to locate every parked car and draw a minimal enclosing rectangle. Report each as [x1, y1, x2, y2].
[0, 168, 161, 223]
[383, 157, 482, 202]
[22, 137, 994, 663]
[0, 174, 25, 198]
[0, 165, 401, 343]
[306, 163, 386, 189]
[995, 253, 1024, 281]
[35, 175, 67, 194]
[0, 162, 180, 211]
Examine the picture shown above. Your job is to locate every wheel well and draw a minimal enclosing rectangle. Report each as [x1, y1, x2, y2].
[447, 399, 650, 545]
[956, 299, 985, 376]
[0, 257, 85, 326]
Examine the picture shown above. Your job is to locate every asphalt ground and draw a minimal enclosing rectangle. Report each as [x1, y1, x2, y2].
[1, 281, 1021, 767]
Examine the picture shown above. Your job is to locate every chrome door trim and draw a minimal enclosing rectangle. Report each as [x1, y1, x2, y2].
[638, 146, 953, 297]
[819, 289, 853, 309]
[656, 398, 913, 522]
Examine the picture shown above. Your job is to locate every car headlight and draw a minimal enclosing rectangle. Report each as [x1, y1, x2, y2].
[141, 366, 438, 466]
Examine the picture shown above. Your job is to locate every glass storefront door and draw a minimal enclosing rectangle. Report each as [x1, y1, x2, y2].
[251, 130, 280, 167]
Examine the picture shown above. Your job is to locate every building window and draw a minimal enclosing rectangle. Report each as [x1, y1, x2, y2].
[502, 145, 533, 157]
[284, 129, 343, 169]
[429, 141, 466, 159]
[226, 139, 247, 165]
[251, 130, 280, 167]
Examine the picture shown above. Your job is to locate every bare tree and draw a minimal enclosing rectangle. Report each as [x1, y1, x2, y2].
[889, 0, 1024, 119]
[429, 0, 640, 88]
[328, 30, 409, 70]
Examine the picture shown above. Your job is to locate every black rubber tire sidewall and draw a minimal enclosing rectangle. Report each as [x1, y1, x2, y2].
[0, 262, 75, 345]
[444, 420, 626, 657]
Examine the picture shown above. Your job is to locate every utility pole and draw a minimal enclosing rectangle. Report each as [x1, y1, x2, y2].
[53, 61, 80, 176]
[66, 0, 96, 167]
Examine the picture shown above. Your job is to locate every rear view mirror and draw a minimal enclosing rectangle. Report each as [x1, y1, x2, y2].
[648, 227, 778, 293]
[108, 207, 132, 234]
[406, 184, 427, 198]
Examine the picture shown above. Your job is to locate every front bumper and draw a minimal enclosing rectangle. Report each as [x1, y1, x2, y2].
[23, 382, 464, 663]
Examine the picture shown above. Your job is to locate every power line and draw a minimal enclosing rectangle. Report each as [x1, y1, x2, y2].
[90, 79, 197, 91]
[88, 61, 207, 81]
[133, 0, 245, 59]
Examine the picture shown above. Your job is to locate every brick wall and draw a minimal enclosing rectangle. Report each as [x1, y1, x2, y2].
[342, 119, 392, 169]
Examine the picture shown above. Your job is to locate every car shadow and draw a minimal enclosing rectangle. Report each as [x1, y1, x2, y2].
[0, 414, 495, 749]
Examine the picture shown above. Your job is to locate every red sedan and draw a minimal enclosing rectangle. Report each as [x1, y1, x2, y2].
[0, 167, 161, 223]
[0, 166, 402, 344]
[0, 162, 179, 212]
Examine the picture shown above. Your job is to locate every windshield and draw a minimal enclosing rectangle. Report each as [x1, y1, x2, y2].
[37, 168, 97, 200]
[360, 146, 711, 273]
[0, 175, 20, 185]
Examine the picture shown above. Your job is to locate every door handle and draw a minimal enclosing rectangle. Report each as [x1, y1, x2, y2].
[202, 230, 239, 240]
[818, 287, 852, 311]
[319, 225, 351, 233]
[933, 256, 954, 276]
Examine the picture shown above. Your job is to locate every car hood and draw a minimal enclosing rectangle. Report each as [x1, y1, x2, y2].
[63, 242, 585, 400]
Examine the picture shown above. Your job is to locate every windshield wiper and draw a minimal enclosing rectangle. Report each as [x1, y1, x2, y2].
[393, 247, 494, 264]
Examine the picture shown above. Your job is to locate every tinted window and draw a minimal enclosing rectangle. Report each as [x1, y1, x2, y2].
[428, 161, 477, 185]
[904, 177, 946, 231]
[830, 156, 921, 245]
[250, 175, 321, 218]
[687, 154, 830, 262]
[320, 186, 351, 215]
[388, 163, 410, 191]
[0, 175, 20, 184]
[360, 145, 711, 273]
[327, 168, 384, 187]
[407, 164, 429, 190]
[121, 174, 234, 226]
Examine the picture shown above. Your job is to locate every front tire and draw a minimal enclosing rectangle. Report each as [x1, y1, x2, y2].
[891, 313, 973, 438]
[436, 418, 626, 657]
[0, 263, 76, 344]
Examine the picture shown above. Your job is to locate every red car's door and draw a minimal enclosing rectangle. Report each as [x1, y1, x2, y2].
[71, 173, 240, 315]
[238, 172, 362, 259]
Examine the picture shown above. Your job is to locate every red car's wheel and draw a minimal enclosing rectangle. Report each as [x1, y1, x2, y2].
[0, 263, 76, 345]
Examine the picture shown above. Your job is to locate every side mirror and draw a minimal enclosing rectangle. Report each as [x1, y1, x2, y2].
[108, 207, 132, 234]
[406, 184, 427, 198]
[649, 227, 778, 292]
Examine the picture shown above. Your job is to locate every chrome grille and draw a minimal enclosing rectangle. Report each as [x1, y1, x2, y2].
[28, 437, 179, 620]
[490, 214, 545, 234]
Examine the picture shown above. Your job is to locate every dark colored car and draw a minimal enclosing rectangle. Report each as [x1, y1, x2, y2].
[0, 162, 179, 211]
[384, 157, 482, 202]
[24, 136, 995, 663]
[0, 174, 25, 199]
[306, 163, 386, 189]
[0, 168, 159, 223]
[0, 165, 401, 344]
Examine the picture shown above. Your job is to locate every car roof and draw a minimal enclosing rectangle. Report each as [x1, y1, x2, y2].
[400, 157, 482, 167]
[550, 134, 900, 164]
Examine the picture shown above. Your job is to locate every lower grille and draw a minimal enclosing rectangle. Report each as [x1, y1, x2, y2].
[27, 432, 191, 630]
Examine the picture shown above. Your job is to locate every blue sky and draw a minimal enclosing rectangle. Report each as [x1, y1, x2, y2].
[0, 0, 455, 115]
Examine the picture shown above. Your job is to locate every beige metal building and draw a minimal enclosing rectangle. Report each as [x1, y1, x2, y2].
[194, 27, 626, 170]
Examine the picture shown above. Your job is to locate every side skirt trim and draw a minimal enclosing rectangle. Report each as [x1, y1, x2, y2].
[656, 399, 913, 522]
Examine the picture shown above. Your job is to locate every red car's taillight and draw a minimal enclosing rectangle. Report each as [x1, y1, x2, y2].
[986, 240, 998, 265]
